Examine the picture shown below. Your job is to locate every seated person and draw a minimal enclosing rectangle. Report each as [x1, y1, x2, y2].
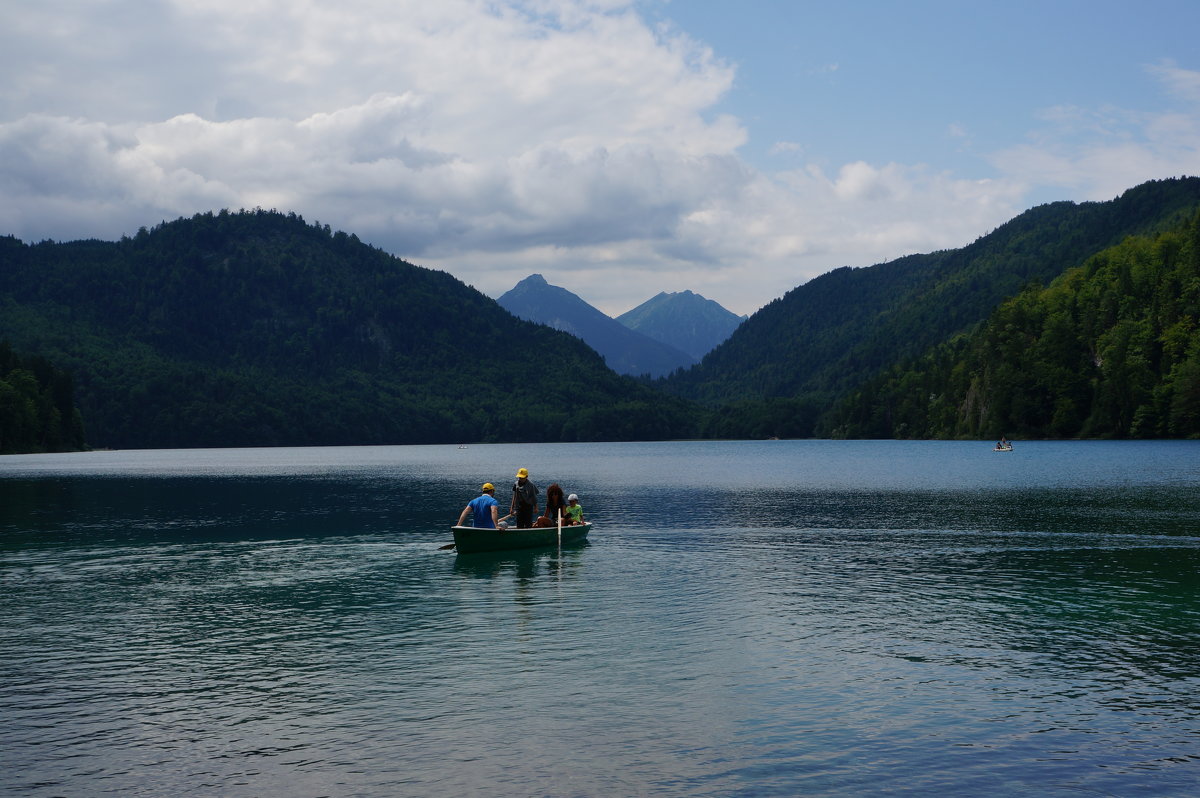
[564, 493, 584, 525]
[541, 482, 568, 525]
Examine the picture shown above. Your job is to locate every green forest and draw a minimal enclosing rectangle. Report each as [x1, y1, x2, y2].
[663, 177, 1200, 437]
[825, 210, 1200, 439]
[3, 178, 1200, 452]
[0, 209, 698, 450]
[0, 341, 85, 454]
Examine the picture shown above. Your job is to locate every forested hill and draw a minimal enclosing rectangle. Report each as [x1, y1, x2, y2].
[665, 177, 1200, 437]
[0, 210, 698, 448]
[826, 209, 1200, 439]
[0, 341, 85, 453]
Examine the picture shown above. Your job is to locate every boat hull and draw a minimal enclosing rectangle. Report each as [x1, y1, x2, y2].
[451, 522, 592, 554]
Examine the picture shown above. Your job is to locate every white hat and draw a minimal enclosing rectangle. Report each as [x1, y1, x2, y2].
[568, 493, 578, 501]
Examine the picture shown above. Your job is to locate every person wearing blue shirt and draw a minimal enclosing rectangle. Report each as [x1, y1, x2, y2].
[458, 483, 501, 528]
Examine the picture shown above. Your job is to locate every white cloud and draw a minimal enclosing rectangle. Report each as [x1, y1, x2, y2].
[0, 1, 1197, 315]
[988, 64, 1200, 202]
[1149, 60, 1200, 105]
[769, 140, 803, 156]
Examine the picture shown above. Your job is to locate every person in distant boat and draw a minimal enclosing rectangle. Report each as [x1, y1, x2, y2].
[458, 482, 501, 529]
[510, 467, 539, 529]
[541, 483, 568, 526]
[564, 493, 584, 525]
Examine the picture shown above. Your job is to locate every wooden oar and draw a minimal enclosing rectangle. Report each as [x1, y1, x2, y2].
[438, 542, 456, 550]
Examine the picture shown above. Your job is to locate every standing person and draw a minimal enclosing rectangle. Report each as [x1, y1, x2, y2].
[457, 483, 501, 529]
[543, 483, 567, 526]
[510, 467, 538, 529]
[564, 493, 584, 525]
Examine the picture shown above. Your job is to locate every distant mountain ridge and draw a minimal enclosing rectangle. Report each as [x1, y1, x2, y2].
[616, 290, 745, 361]
[498, 274, 695, 378]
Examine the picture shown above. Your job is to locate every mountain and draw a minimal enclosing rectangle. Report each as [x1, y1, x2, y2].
[7, 179, 1200, 449]
[0, 210, 700, 448]
[498, 274, 695, 378]
[664, 177, 1200, 438]
[616, 290, 745, 361]
[825, 208, 1200, 439]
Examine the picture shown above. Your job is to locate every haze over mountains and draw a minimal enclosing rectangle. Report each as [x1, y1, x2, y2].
[497, 275, 743, 378]
[3, 176, 1200, 452]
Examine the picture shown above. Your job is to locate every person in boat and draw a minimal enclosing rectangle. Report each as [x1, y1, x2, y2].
[457, 482, 501, 529]
[538, 483, 568, 527]
[510, 467, 539, 529]
[564, 493, 584, 525]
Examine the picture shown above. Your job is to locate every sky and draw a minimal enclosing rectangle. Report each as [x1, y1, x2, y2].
[2, 1, 1199, 316]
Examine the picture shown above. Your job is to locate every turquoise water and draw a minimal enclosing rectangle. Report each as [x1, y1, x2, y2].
[3, 440, 1200, 796]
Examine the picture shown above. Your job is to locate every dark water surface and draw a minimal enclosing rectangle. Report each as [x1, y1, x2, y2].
[3, 440, 1200, 796]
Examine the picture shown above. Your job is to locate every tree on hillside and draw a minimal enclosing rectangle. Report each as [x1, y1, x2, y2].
[0, 342, 86, 453]
[824, 210, 1200, 439]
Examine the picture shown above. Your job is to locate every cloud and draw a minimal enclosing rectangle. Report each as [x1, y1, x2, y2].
[988, 64, 1200, 202]
[1149, 60, 1200, 105]
[769, 140, 803, 156]
[0, 1, 1197, 316]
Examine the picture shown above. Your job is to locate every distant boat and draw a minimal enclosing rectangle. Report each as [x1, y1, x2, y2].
[993, 442, 1013, 452]
[450, 522, 592, 554]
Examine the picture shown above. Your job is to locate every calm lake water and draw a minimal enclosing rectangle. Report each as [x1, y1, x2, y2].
[3, 440, 1200, 797]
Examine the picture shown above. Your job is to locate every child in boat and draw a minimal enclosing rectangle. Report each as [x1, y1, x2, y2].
[564, 493, 583, 525]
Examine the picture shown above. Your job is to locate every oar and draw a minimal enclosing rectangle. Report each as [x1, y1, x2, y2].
[438, 542, 456, 550]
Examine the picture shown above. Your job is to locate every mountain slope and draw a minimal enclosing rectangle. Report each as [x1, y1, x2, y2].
[825, 209, 1200, 439]
[0, 341, 85, 453]
[498, 274, 695, 378]
[616, 290, 744, 361]
[665, 177, 1200, 434]
[0, 211, 699, 447]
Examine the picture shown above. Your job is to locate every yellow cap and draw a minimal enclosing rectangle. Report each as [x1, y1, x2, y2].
[516, 468, 528, 478]
[482, 482, 494, 491]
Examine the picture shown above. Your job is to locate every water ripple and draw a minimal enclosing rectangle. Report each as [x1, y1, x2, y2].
[5, 443, 1200, 796]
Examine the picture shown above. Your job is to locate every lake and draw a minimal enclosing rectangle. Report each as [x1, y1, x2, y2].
[3, 440, 1200, 796]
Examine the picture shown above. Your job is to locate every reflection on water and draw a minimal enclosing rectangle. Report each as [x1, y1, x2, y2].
[3, 441, 1200, 796]
[452, 544, 590, 581]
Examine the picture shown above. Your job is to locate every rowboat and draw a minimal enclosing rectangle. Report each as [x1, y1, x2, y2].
[451, 522, 592, 554]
